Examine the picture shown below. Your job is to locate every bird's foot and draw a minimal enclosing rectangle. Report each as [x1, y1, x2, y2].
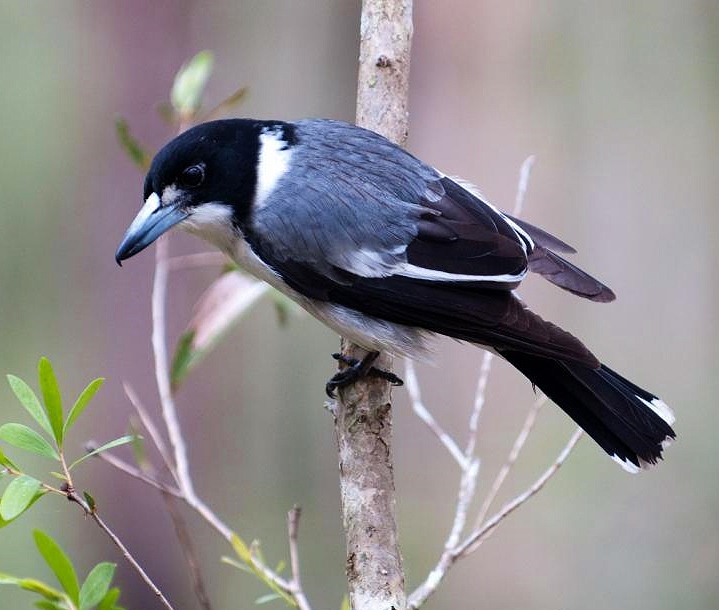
[326, 352, 404, 398]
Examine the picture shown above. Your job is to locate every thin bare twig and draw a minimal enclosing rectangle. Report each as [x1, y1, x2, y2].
[404, 359, 466, 468]
[287, 506, 302, 590]
[143, 219, 310, 607]
[465, 351, 494, 459]
[285, 506, 313, 610]
[407, 154, 585, 609]
[408, 427, 583, 608]
[473, 394, 547, 530]
[457, 427, 584, 557]
[164, 494, 214, 610]
[124, 384, 215, 610]
[123, 382, 177, 479]
[66, 490, 175, 610]
[152, 236, 195, 499]
[94, 451, 182, 497]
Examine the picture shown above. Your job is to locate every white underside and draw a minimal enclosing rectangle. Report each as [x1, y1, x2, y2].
[231, 237, 433, 357]
[178, 205, 435, 358]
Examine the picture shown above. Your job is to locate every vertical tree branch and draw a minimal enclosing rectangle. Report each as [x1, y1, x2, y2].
[333, 2, 413, 609]
[355, 0, 413, 144]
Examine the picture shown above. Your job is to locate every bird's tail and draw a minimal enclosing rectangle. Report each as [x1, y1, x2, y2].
[499, 350, 676, 472]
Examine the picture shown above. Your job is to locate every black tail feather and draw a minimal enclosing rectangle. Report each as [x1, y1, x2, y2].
[500, 350, 675, 472]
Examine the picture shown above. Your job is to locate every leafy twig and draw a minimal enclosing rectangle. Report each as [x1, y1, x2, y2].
[66, 489, 175, 610]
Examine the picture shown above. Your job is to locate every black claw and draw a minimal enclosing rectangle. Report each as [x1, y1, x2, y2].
[367, 368, 404, 386]
[326, 351, 404, 397]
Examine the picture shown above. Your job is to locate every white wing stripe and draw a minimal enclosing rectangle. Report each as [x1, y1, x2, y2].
[395, 262, 527, 283]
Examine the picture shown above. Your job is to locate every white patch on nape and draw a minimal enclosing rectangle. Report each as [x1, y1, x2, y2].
[254, 129, 294, 208]
[181, 202, 237, 255]
[636, 395, 676, 426]
[395, 262, 527, 283]
[611, 454, 641, 474]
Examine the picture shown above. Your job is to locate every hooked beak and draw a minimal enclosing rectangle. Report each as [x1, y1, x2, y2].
[115, 193, 189, 265]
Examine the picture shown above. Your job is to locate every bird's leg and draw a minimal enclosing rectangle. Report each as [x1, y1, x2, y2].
[326, 351, 404, 397]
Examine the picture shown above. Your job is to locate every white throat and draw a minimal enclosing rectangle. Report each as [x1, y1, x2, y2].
[181, 202, 238, 256]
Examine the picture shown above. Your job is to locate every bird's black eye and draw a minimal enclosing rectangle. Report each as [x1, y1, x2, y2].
[180, 164, 205, 188]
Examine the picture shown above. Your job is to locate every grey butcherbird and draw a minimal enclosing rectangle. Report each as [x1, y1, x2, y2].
[116, 118, 675, 472]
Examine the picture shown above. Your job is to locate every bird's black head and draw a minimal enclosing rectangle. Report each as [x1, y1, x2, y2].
[116, 118, 292, 263]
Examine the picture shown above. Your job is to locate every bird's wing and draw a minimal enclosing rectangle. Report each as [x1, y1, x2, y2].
[245, 253, 599, 367]
[248, 119, 530, 288]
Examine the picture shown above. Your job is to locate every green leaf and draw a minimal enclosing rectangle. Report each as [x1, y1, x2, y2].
[96, 586, 120, 610]
[37, 358, 63, 446]
[33, 530, 80, 604]
[79, 563, 115, 610]
[171, 50, 214, 115]
[0, 573, 65, 602]
[0, 490, 45, 528]
[19, 578, 65, 601]
[0, 571, 20, 584]
[221, 556, 253, 574]
[68, 436, 136, 470]
[0, 423, 59, 460]
[255, 593, 282, 605]
[35, 601, 65, 610]
[114, 117, 151, 171]
[64, 378, 105, 435]
[7, 375, 52, 437]
[0, 445, 19, 470]
[203, 85, 249, 121]
[230, 534, 297, 607]
[230, 532, 252, 563]
[340, 594, 350, 610]
[170, 331, 196, 392]
[0, 475, 42, 520]
[129, 422, 147, 470]
[171, 273, 268, 391]
[155, 100, 177, 124]
[83, 491, 96, 513]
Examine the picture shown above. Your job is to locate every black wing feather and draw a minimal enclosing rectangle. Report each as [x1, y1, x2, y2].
[245, 241, 599, 368]
[527, 249, 616, 302]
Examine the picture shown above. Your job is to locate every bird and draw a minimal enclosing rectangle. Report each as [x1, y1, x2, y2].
[115, 118, 675, 473]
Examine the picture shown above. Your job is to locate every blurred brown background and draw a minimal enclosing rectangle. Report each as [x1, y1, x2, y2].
[0, 1, 716, 609]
